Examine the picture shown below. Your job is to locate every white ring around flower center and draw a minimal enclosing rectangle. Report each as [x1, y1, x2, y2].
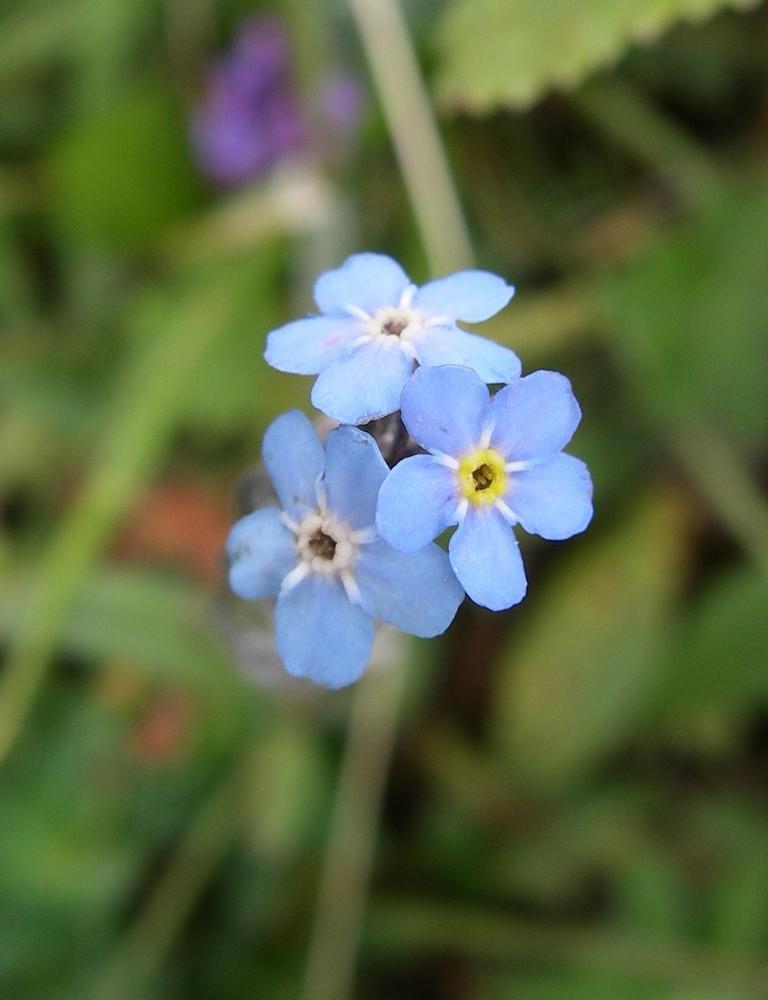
[345, 284, 450, 357]
[280, 509, 377, 603]
[294, 511, 356, 576]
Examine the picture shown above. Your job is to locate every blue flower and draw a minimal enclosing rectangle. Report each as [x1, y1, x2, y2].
[264, 253, 519, 424]
[376, 366, 593, 611]
[227, 410, 464, 687]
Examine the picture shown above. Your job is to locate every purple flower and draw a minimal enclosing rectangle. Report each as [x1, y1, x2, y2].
[191, 16, 307, 188]
[315, 71, 365, 144]
[376, 365, 593, 611]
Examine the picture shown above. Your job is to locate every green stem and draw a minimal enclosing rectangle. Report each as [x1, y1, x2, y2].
[297, 4, 475, 997]
[670, 422, 768, 576]
[348, 0, 474, 275]
[300, 660, 407, 1000]
[571, 77, 721, 207]
[367, 899, 768, 993]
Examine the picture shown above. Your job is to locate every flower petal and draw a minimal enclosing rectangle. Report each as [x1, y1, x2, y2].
[311, 339, 414, 424]
[413, 325, 521, 383]
[413, 270, 514, 322]
[264, 315, 361, 374]
[376, 454, 458, 553]
[275, 574, 374, 688]
[508, 453, 593, 540]
[323, 425, 388, 528]
[262, 410, 324, 514]
[490, 370, 582, 461]
[449, 507, 527, 611]
[400, 364, 489, 456]
[314, 253, 411, 315]
[355, 539, 463, 637]
[227, 508, 296, 599]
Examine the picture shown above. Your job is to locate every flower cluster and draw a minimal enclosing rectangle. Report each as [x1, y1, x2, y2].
[228, 253, 593, 687]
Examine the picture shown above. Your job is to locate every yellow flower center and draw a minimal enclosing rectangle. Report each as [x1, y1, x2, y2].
[457, 448, 507, 506]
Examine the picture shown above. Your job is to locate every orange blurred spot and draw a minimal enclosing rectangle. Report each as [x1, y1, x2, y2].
[115, 479, 232, 583]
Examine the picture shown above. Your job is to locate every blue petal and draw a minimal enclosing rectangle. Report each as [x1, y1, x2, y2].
[323, 425, 389, 528]
[413, 325, 521, 383]
[508, 453, 593, 540]
[376, 455, 458, 553]
[490, 370, 582, 461]
[311, 339, 414, 424]
[314, 253, 411, 315]
[262, 410, 324, 514]
[227, 508, 296, 599]
[400, 365, 489, 456]
[264, 315, 361, 374]
[413, 270, 514, 322]
[449, 507, 527, 611]
[275, 574, 374, 688]
[355, 539, 463, 637]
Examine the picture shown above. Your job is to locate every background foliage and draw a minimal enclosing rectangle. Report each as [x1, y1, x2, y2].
[1, 0, 768, 997]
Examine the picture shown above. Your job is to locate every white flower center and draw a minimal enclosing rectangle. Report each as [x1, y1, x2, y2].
[345, 285, 449, 359]
[280, 508, 377, 604]
[294, 511, 357, 576]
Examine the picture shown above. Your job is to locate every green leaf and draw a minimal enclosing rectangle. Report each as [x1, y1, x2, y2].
[0, 565, 245, 698]
[687, 797, 768, 953]
[615, 848, 687, 940]
[487, 785, 653, 905]
[598, 177, 768, 446]
[243, 718, 329, 862]
[48, 78, 204, 250]
[435, 0, 763, 112]
[492, 489, 690, 791]
[480, 969, 675, 1000]
[661, 567, 768, 715]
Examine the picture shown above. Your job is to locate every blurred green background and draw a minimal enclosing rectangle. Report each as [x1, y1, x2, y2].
[2, 0, 768, 997]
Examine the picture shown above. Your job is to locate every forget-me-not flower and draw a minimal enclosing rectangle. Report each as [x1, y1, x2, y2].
[264, 253, 519, 425]
[227, 410, 464, 687]
[376, 365, 593, 611]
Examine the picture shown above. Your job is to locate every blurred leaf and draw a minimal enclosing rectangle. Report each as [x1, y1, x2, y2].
[598, 177, 768, 445]
[367, 899, 768, 993]
[244, 717, 329, 862]
[0, 691, 139, 923]
[0, 564, 245, 699]
[616, 848, 688, 940]
[435, 0, 763, 112]
[178, 245, 307, 433]
[492, 488, 690, 790]
[661, 567, 768, 714]
[48, 78, 203, 249]
[0, 256, 265, 761]
[488, 785, 653, 904]
[480, 285, 599, 363]
[0, 0, 80, 92]
[480, 969, 675, 999]
[72, 0, 155, 112]
[687, 797, 768, 953]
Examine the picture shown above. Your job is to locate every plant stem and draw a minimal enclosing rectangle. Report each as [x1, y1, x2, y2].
[671, 422, 768, 576]
[572, 77, 721, 207]
[300, 660, 407, 1000]
[349, 0, 474, 275]
[366, 899, 768, 994]
[298, 4, 474, 997]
